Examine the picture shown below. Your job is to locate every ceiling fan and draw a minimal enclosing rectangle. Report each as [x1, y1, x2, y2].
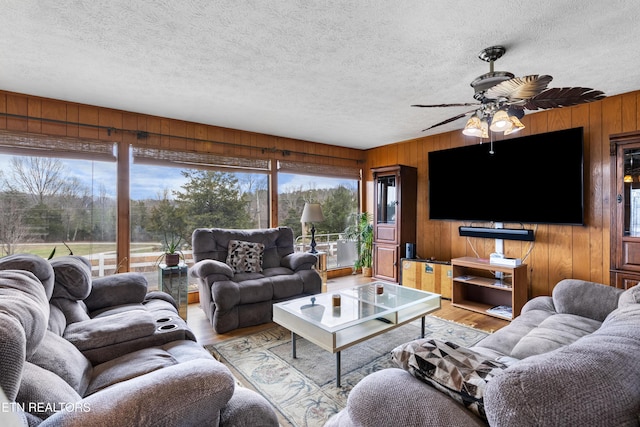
[412, 46, 605, 137]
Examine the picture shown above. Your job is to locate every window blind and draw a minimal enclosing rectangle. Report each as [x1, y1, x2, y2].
[277, 160, 361, 180]
[132, 147, 270, 173]
[0, 129, 116, 161]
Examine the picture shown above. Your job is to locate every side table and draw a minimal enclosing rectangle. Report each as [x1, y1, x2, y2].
[314, 251, 327, 292]
[158, 264, 188, 320]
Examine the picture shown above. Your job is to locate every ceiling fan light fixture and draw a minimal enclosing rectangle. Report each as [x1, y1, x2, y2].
[489, 109, 511, 132]
[462, 115, 483, 137]
[504, 115, 525, 135]
[413, 45, 605, 138]
[479, 118, 489, 138]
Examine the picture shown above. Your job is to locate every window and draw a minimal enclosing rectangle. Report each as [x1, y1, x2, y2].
[277, 161, 360, 269]
[130, 147, 269, 290]
[0, 130, 117, 276]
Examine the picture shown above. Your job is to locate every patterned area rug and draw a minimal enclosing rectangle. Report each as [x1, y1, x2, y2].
[206, 316, 488, 427]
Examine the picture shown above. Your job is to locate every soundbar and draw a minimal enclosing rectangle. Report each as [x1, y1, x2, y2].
[459, 226, 535, 242]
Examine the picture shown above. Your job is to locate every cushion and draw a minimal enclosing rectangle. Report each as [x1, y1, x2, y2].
[0, 253, 55, 299]
[0, 270, 50, 358]
[618, 284, 640, 307]
[392, 338, 506, 420]
[189, 259, 234, 279]
[0, 314, 26, 401]
[84, 273, 148, 312]
[63, 310, 157, 351]
[48, 304, 67, 335]
[281, 252, 317, 271]
[16, 362, 82, 419]
[226, 240, 265, 273]
[552, 279, 622, 322]
[50, 256, 92, 300]
[509, 313, 602, 359]
[29, 331, 92, 396]
[50, 297, 91, 324]
[85, 347, 177, 396]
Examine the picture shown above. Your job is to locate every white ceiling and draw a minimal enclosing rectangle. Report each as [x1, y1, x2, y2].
[1, 1, 640, 150]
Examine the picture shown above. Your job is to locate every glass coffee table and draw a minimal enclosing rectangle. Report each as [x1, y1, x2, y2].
[272, 282, 441, 387]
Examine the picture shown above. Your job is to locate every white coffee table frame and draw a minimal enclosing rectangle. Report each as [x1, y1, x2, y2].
[272, 282, 441, 387]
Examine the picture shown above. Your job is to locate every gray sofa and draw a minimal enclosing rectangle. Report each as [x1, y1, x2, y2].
[327, 279, 640, 426]
[0, 253, 278, 426]
[191, 227, 322, 333]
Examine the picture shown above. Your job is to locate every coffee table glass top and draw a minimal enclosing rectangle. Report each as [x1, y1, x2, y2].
[339, 282, 434, 310]
[274, 282, 439, 332]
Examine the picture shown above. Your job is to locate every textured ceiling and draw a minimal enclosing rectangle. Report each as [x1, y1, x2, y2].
[1, 1, 640, 149]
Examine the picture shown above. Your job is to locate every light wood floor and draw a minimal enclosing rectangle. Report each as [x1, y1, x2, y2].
[187, 274, 509, 347]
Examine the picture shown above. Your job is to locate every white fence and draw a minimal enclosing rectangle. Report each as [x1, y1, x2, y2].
[90, 237, 356, 277]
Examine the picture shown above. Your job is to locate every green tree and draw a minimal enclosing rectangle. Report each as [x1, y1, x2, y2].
[147, 189, 188, 244]
[173, 170, 253, 234]
[26, 201, 64, 242]
[320, 185, 357, 234]
[281, 206, 303, 238]
[131, 200, 151, 241]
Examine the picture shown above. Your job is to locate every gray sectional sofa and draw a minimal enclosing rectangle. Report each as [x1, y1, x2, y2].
[327, 279, 640, 426]
[191, 227, 322, 333]
[0, 253, 278, 426]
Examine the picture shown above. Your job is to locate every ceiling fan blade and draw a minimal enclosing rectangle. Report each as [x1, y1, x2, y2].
[411, 103, 480, 108]
[523, 87, 606, 110]
[421, 110, 477, 132]
[485, 75, 553, 101]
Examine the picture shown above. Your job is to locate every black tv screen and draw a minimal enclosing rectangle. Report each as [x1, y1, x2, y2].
[428, 127, 584, 225]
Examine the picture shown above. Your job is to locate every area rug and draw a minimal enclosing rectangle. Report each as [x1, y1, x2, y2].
[206, 316, 489, 427]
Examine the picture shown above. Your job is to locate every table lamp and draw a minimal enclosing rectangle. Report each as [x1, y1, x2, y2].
[300, 203, 324, 253]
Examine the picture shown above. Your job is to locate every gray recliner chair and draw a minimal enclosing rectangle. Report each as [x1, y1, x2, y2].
[191, 226, 322, 333]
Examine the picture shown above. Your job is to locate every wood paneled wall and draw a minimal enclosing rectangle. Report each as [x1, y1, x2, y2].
[0, 90, 364, 270]
[0, 91, 364, 168]
[364, 91, 640, 296]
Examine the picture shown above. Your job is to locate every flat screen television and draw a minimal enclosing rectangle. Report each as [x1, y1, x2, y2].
[428, 127, 584, 225]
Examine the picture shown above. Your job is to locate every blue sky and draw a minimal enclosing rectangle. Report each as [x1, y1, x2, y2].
[0, 155, 356, 200]
[127, 166, 356, 200]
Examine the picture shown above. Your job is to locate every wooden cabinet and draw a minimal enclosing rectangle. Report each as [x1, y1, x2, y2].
[610, 132, 640, 289]
[612, 271, 640, 290]
[401, 259, 452, 299]
[451, 257, 528, 321]
[372, 165, 417, 283]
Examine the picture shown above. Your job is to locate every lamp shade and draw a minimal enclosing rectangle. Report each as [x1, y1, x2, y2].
[479, 118, 489, 138]
[462, 115, 483, 137]
[300, 203, 325, 223]
[489, 109, 512, 132]
[504, 115, 525, 135]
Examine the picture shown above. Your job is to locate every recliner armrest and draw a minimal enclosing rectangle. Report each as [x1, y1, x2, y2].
[85, 273, 147, 312]
[520, 295, 555, 314]
[281, 252, 317, 271]
[190, 259, 234, 280]
[552, 279, 623, 322]
[63, 310, 156, 351]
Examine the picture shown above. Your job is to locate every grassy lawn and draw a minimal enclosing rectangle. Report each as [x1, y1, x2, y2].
[13, 242, 158, 258]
